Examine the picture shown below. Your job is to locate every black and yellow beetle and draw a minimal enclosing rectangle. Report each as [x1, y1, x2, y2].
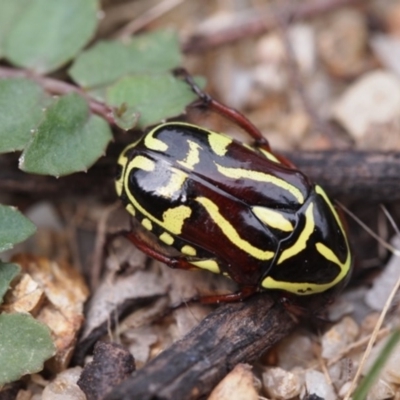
[115, 71, 352, 304]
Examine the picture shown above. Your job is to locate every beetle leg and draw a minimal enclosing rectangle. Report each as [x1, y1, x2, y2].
[174, 68, 271, 151]
[198, 285, 258, 304]
[124, 231, 196, 271]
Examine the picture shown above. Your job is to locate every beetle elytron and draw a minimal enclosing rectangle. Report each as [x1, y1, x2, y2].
[115, 70, 352, 304]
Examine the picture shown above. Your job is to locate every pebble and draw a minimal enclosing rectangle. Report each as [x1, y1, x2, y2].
[42, 367, 85, 400]
[332, 70, 400, 145]
[303, 370, 336, 400]
[262, 367, 301, 399]
[321, 316, 359, 359]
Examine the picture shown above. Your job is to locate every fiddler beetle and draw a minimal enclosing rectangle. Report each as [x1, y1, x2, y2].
[115, 69, 352, 304]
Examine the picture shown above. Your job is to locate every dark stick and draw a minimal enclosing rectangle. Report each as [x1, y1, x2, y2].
[105, 295, 297, 400]
[2, 151, 400, 203]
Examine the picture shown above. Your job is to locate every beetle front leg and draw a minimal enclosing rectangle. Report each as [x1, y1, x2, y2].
[174, 68, 271, 151]
[124, 231, 197, 271]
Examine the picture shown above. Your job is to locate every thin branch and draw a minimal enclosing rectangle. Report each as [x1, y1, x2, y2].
[114, 0, 188, 40]
[183, 0, 364, 53]
[0, 66, 115, 124]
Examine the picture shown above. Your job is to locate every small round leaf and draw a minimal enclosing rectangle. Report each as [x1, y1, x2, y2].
[0, 78, 51, 153]
[0, 205, 36, 252]
[4, 0, 99, 73]
[106, 74, 198, 128]
[69, 30, 181, 90]
[20, 93, 112, 176]
[0, 313, 55, 385]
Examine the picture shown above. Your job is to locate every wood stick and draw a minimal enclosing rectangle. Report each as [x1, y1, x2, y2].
[105, 294, 297, 400]
[2, 151, 400, 203]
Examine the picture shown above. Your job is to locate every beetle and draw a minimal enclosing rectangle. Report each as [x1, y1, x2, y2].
[115, 70, 352, 304]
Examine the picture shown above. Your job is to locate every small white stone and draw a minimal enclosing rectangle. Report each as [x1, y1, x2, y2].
[304, 370, 336, 400]
[277, 333, 314, 370]
[321, 316, 359, 359]
[332, 70, 400, 140]
[262, 367, 301, 399]
[42, 367, 85, 400]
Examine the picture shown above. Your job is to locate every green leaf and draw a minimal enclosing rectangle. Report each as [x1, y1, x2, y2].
[106, 74, 199, 128]
[69, 30, 181, 90]
[20, 93, 112, 176]
[0, 78, 51, 153]
[0, 313, 55, 385]
[0, 0, 28, 58]
[0, 205, 36, 252]
[4, 0, 99, 73]
[0, 263, 20, 305]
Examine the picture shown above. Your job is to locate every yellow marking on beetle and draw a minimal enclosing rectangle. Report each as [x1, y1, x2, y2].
[215, 163, 304, 204]
[141, 218, 153, 231]
[262, 275, 335, 294]
[157, 168, 188, 199]
[315, 185, 348, 247]
[159, 232, 174, 245]
[262, 187, 352, 295]
[262, 242, 351, 294]
[129, 155, 156, 171]
[144, 127, 168, 152]
[277, 202, 314, 264]
[315, 184, 351, 277]
[126, 204, 135, 216]
[115, 179, 123, 197]
[208, 132, 232, 156]
[116, 140, 141, 196]
[196, 197, 274, 261]
[161, 206, 192, 235]
[252, 207, 293, 232]
[181, 245, 197, 256]
[315, 242, 351, 286]
[190, 259, 221, 274]
[258, 148, 281, 163]
[124, 162, 192, 235]
[178, 140, 202, 170]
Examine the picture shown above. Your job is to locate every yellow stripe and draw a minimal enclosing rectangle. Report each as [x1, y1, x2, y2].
[181, 245, 197, 256]
[124, 162, 192, 235]
[196, 197, 274, 261]
[115, 179, 123, 196]
[178, 140, 202, 170]
[252, 207, 293, 232]
[157, 168, 188, 199]
[258, 148, 280, 163]
[315, 185, 352, 277]
[262, 187, 352, 294]
[190, 259, 221, 274]
[262, 275, 335, 294]
[215, 163, 304, 204]
[159, 232, 174, 245]
[208, 132, 232, 156]
[277, 202, 314, 264]
[144, 126, 168, 151]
